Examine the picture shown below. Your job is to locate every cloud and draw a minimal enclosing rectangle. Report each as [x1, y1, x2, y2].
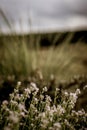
[0, 0, 87, 18]
[64, 0, 87, 15]
[1, 0, 87, 18]
[29, 0, 87, 18]
[0, 0, 87, 32]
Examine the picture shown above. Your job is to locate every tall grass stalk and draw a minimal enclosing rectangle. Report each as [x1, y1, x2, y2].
[0, 8, 87, 80]
[0, 38, 87, 81]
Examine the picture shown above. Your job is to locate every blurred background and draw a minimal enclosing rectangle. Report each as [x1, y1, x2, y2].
[0, 0, 87, 110]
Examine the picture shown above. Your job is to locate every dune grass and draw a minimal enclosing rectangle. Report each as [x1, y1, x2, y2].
[0, 37, 87, 82]
[0, 7, 87, 81]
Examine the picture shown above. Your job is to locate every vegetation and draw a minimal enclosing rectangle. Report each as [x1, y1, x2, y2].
[0, 8, 87, 130]
[0, 39, 87, 80]
[0, 81, 87, 130]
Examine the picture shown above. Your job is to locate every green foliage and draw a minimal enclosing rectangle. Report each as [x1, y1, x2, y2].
[0, 39, 87, 81]
[0, 82, 87, 130]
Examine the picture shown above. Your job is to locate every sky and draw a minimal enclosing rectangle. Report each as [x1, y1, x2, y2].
[0, 0, 87, 33]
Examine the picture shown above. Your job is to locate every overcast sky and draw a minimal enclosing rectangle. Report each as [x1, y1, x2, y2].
[0, 0, 87, 33]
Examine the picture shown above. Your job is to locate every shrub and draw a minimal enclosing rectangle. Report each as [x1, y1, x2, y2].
[0, 81, 87, 130]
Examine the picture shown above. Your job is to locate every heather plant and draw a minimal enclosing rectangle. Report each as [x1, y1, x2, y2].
[0, 81, 87, 130]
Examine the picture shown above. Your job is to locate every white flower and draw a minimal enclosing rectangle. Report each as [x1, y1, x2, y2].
[14, 88, 18, 94]
[18, 103, 27, 112]
[71, 110, 77, 116]
[53, 122, 61, 129]
[39, 112, 46, 118]
[45, 105, 51, 111]
[30, 82, 37, 88]
[9, 93, 14, 99]
[30, 104, 37, 112]
[64, 119, 69, 126]
[83, 85, 87, 90]
[9, 111, 19, 124]
[10, 100, 18, 106]
[33, 97, 38, 104]
[46, 95, 52, 102]
[5, 108, 10, 112]
[64, 91, 68, 96]
[41, 119, 49, 128]
[24, 88, 31, 95]
[31, 123, 34, 127]
[30, 82, 39, 92]
[2, 100, 8, 105]
[20, 112, 25, 117]
[56, 88, 60, 91]
[70, 93, 77, 103]
[40, 94, 44, 100]
[64, 119, 74, 129]
[15, 94, 20, 100]
[43, 86, 47, 92]
[17, 81, 21, 86]
[76, 89, 81, 95]
[78, 109, 85, 116]
[50, 105, 57, 114]
[57, 105, 65, 115]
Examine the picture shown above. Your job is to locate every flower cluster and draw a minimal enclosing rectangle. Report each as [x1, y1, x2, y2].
[0, 81, 87, 130]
